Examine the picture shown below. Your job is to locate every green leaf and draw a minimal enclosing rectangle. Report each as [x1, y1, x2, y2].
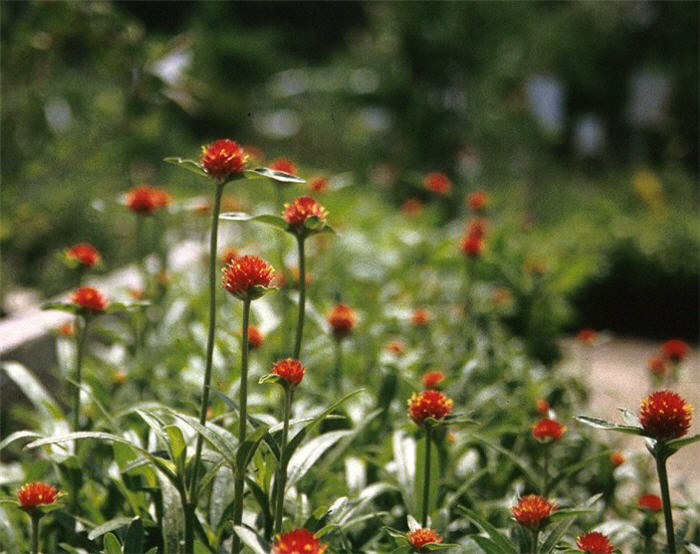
[470, 535, 512, 554]
[87, 517, 133, 541]
[244, 167, 306, 184]
[457, 506, 517, 554]
[574, 416, 644, 435]
[124, 516, 144, 554]
[41, 301, 80, 314]
[539, 517, 576, 554]
[414, 434, 439, 517]
[0, 430, 43, 452]
[164, 409, 238, 468]
[164, 157, 208, 177]
[103, 532, 122, 554]
[259, 374, 283, 386]
[235, 424, 270, 477]
[666, 433, 700, 453]
[287, 430, 354, 488]
[158, 471, 184, 554]
[0, 498, 19, 506]
[105, 301, 149, 314]
[549, 450, 612, 490]
[232, 525, 271, 554]
[219, 211, 290, 232]
[470, 434, 540, 488]
[164, 425, 187, 473]
[0, 362, 64, 426]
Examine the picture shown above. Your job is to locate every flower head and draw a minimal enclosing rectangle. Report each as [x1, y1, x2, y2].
[17, 481, 59, 510]
[327, 303, 357, 339]
[637, 493, 663, 512]
[126, 186, 160, 215]
[201, 139, 248, 180]
[402, 197, 424, 216]
[466, 190, 489, 212]
[511, 494, 556, 529]
[576, 328, 597, 345]
[610, 451, 626, 467]
[460, 233, 484, 258]
[282, 196, 329, 232]
[246, 325, 264, 350]
[272, 358, 305, 387]
[57, 321, 76, 337]
[532, 418, 566, 442]
[271, 528, 326, 554]
[222, 255, 275, 301]
[536, 398, 550, 415]
[309, 176, 329, 193]
[386, 339, 407, 356]
[421, 371, 446, 389]
[71, 286, 107, 313]
[661, 339, 689, 363]
[411, 308, 431, 327]
[408, 390, 453, 425]
[466, 217, 489, 239]
[647, 356, 668, 378]
[576, 531, 614, 554]
[65, 243, 101, 269]
[269, 157, 298, 176]
[423, 172, 452, 195]
[407, 528, 442, 550]
[639, 390, 693, 440]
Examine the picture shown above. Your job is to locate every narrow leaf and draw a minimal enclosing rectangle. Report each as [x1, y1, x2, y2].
[574, 416, 644, 435]
[164, 157, 208, 177]
[457, 506, 517, 554]
[233, 525, 271, 554]
[244, 167, 305, 184]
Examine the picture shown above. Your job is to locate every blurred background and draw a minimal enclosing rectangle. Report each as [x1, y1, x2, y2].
[1, 1, 698, 340]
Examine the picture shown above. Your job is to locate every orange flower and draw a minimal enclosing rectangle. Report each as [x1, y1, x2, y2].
[532, 418, 566, 442]
[576, 531, 614, 554]
[386, 339, 406, 356]
[460, 233, 483, 258]
[65, 243, 101, 269]
[71, 286, 107, 313]
[201, 139, 248, 180]
[17, 481, 59, 510]
[327, 303, 357, 339]
[282, 196, 328, 230]
[222, 255, 275, 301]
[112, 369, 128, 386]
[269, 157, 299, 176]
[407, 528, 442, 550]
[647, 356, 667, 377]
[309, 176, 329, 193]
[661, 339, 689, 363]
[272, 358, 305, 387]
[535, 398, 550, 415]
[639, 390, 693, 440]
[57, 321, 76, 337]
[423, 172, 452, 195]
[637, 493, 663, 512]
[246, 325, 264, 349]
[401, 197, 424, 215]
[466, 190, 489, 212]
[408, 390, 453, 425]
[576, 328, 597, 345]
[152, 187, 172, 209]
[271, 528, 326, 554]
[421, 371, 446, 389]
[610, 451, 626, 467]
[411, 308, 431, 327]
[511, 495, 555, 529]
[125, 186, 160, 215]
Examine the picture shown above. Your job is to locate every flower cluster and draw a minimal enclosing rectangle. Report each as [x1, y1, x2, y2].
[222, 255, 275, 301]
[460, 231, 484, 258]
[282, 196, 329, 231]
[201, 139, 248, 180]
[271, 528, 326, 554]
[125, 185, 171, 215]
[17, 482, 59, 510]
[423, 172, 452, 195]
[532, 417, 566, 442]
[71, 286, 108, 313]
[511, 494, 556, 529]
[639, 390, 693, 440]
[407, 528, 442, 549]
[576, 531, 614, 554]
[272, 358, 305, 387]
[421, 371, 445, 389]
[327, 303, 357, 339]
[408, 390, 453, 425]
[65, 243, 101, 269]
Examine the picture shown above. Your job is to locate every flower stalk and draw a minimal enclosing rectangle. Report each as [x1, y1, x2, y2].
[654, 450, 676, 554]
[30, 513, 40, 554]
[293, 235, 306, 360]
[421, 426, 432, 527]
[72, 316, 89, 432]
[333, 337, 343, 394]
[273, 386, 293, 533]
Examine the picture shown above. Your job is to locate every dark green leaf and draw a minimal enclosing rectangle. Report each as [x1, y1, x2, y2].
[666, 433, 700, 452]
[457, 506, 517, 554]
[124, 517, 144, 554]
[235, 425, 270, 477]
[103, 533, 122, 554]
[87, 517, 133, 541]
[244, 167, 305, 184]
[574, 416, 644, 435]
[164, 157, 208, 178]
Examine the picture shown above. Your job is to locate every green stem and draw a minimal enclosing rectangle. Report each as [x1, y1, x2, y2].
[231, 298, 252, 554]
[542, 443, 550, 497]
[421, 426, 432, 527]
[187, 182, 225, 545]
[30, 513, 40, 554]
[183, 501, 194, 554]
[273, 387, 293, 533]
[275, 184, 289, 354]
[72, 317, 88, 432]
[531, 528, 540, 554]
[293, 236, 306, 360]
[333, 337, 343, 395]
[655, 452, 676, 553]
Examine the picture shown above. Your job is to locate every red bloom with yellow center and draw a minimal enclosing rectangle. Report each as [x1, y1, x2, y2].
[423, 172, 452, 195]
[576, 531, 614, 554]
[421, 371, 446, 389]
[511, 495, 556, 529]
[327, 303, 357, 339]
[65, 243, 101, 268]
[271, 528, 326, 554]
[661, 339, 689, 363]
[576, 328, 597, 345]
[460, 233, 483, 258]
[408, 390, 453, 425]
[647, 356, 667, 377]
[17, 481, 59, 510]
[201, 139, 248, 180]
[639, 390, 693, 440]
[272, 358, 305, 387]
[71, 286, 108, 313]
[637, 493, 663, 512]
[532, 418, 566, 442]
[269, 157, 299, 176]
[610, 451, 626, 467]
[246, 325, 264, 349]
[282, 196, 329, 230]
[222, 255, 275, 301]
[309, 176, 329, 193]
[411, 308, 431, 327]
[407, 528, 442, 549]
[466, 190, 489, 211]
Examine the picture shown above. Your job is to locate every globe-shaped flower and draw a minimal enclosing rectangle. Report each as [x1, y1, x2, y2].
[536, 398, 550, 415]
[532, 418, 566, 442]
[576, 531, 614, 554]
[647, 356, 667, 378]
[460, 233, 483, 258]
[402, 197, 424, 216]
[511, 495, 556, 529]
[661, 339, 689, 363]
[246, 325, 264, 350]
[65, 243, 101, 269]
[637, 493, 663, 512]
[71, 286, 108, 313]
[466, 190, 489, 211]
[17, 482, 59, 511]
[408, 390, 453, 425]
[421, 371, 445, 390]
[411, 308, 431, 327]
[201, 139, 248, 180]
[423, 172, 452, 195]
[610, 451, 626, 467]
[271, 528, 326, 554]
[639, 390, 693, 440]
[327, 303, 357, 339]
[272, 358, 305, 387]
[269, 157, 298, 176]
[222, 255, 275, 301]
[282, 196, 329, 232]
[309, 176, 329, 193]
[466, 217, 488, 239]
[126, 186, 160, 215]
[407, 528, 442, 550]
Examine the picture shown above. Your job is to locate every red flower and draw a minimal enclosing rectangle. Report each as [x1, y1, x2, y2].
[637, 493, 663, 512]
[152, 187, 172, 209]
[576, 531, 614, 554]
[17, 481, 59, 510]
[327, 303, 357, 339]
[386, 339, 406, 356]
[65, 243, 101, 269]
[401, 197, 424, 215]
[423, 172, 452, 195]
[492, 287, 513, 307]
[535, 398, 550, 415]
[532, 418, 566, 442]
[647, 356, 667, 377]
[309, 176, 329, 193]
[201, 139, 248, 180]
[246, 325, 264, 349]
[269, 157, 298, 176]
[639, 390, 693, 440]
[466, 217, 489, 239]
[610, 451, 626, 467]
[271, 528, 326, 554]
[282, 196, 328, 230]
[511, 495, 556, 529]
[222, 255, 275, 301]
[576, 328, 597, 345]
[408, 390, 453, 425]
[407, 528, 442, 549]
[272, 358, 305, 387]
[661, 339, 689, 363]
[460, 233, 484, 258]
[57, 321, 76, 337]
[411, 308, 431, 327]
[71, 286, 107, 313]
[421, 371, 446, 389]
[466, 190, 489, 212]
[126, 186, 158, 215]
